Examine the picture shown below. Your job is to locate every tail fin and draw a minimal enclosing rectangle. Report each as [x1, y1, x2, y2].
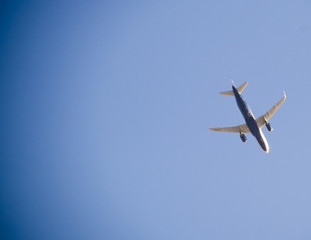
[220, 81, 248, 96]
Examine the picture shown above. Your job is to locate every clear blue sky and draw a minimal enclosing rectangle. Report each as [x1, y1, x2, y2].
[1, 1, 311, 239]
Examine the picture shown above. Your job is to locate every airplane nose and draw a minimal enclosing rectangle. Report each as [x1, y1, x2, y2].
[263, 146, 269, 153]
[257, 135, 269, 153]
[259, 140, 269, 153]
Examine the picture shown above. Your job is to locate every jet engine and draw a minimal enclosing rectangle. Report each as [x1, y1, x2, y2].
[265, 122, 273, 132]
[240, 133, 247, 142]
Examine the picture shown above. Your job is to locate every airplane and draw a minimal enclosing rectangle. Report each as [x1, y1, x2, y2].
[209, 81, 286, 153]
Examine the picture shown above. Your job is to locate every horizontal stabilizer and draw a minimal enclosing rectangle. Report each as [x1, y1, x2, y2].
[220, 90, 235, 96]
[220, 81, 248, 96]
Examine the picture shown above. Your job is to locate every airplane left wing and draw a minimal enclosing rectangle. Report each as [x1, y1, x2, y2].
[209, 123, 250, 133]
[256, 91, 286, 128]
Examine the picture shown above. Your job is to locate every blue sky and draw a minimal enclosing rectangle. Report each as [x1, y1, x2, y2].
[1, 1, 311, 239]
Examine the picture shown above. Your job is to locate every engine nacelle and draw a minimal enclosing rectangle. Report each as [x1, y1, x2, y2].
[265, 122, 273, 132]
[240, 133, 247, 142]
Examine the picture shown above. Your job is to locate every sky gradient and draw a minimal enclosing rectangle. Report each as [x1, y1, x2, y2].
[1, 1, 311, 239]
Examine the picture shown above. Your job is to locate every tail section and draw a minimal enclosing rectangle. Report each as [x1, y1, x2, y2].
[220, 81, 248, 96]
[220, 90, 235, 96]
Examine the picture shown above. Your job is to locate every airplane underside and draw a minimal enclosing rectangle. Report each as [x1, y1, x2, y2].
[210, 81, 286, 153]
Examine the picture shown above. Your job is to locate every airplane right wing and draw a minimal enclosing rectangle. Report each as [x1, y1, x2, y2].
[209, 123, 250, 133]
[256, 91, 286, 128]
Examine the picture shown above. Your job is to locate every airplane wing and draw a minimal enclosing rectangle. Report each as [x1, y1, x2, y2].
[256, 91, 286, 128]
[209, 123, 250, 133]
